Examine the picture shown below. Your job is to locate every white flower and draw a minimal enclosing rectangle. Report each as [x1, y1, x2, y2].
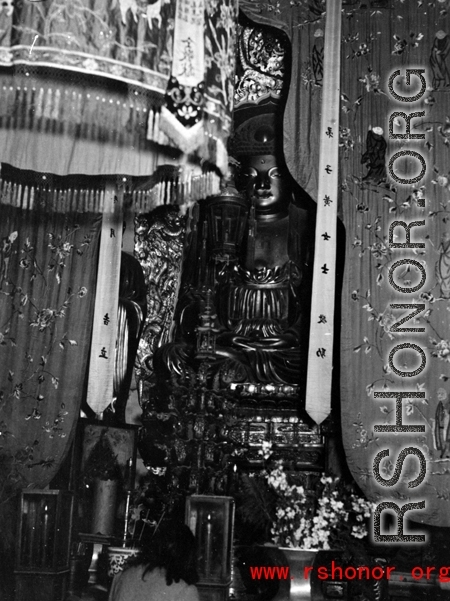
[83, 58, 100, 71]
[0, 48, 13, 63]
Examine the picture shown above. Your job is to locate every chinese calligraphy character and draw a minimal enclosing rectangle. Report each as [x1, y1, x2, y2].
[325, 165, 333, 174]
[324, 195, 332, 206]
[321, 264, 329, 274]
[326, 127, 333, 138]
[99, 347, 108, 359]
[179, 37, 195, 77]
[316, 348, 326, 358]
[318, 314, 327, 324]
[322, 232, 331, 241]
[103, 313, 110, 325]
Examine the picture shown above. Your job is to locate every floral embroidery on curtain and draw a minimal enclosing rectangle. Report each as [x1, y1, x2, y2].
[0, 164, 101, 502]
[338, 3, 450, 526]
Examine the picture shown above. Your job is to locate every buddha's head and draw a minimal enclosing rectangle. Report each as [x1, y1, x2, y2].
[238, 153, 290, 217]
[231, 115, 291, 218]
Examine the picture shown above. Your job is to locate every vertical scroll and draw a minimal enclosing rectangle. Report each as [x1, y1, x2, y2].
[86, 180, 123, 417]
[305, 0, 342, 425]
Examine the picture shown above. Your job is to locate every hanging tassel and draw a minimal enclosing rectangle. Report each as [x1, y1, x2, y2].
[23, 87, 32, 130]
[15, 87, 24, 128]
[4, 86, 13, 120]
[11, 183, 18, 208]
[35, 87, 44, 119]
[134, 106, 141, 148]
[43, 87, 53, 120]
[53, 187, 59, 212]
[5, 181, 13, 206]
[52, 88, 61, 125]
[147, 108, 154, 141]
[154, 110, 161, 143]
[65, 188, 72, 212]
[92, 189, 96, 213]
[28, 88, 36, 130]
[22, 185, 28, 210]
[58, 188, 64, 213]
[29, 184, 35, 210]
[75, 92, 82, 127]
[61, 89, 68, 134]
[16, 184, 23, 209]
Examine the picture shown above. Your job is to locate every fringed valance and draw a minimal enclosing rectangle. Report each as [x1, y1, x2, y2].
[0, 163, 221, 214]
[0, 75, 230, 161]
[0, 0, 238, 172]
[132, 167, 221, 214]
[0, 75, 168, 148]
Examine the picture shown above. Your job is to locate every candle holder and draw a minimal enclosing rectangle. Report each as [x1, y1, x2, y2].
[15, 489, 73, 601]
[185, 495, 235, 601]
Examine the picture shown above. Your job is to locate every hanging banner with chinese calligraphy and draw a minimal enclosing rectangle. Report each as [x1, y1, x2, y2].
[160, 0, 206, 153]
[305, 0, 342, 425]
[86, 182, 123, 417]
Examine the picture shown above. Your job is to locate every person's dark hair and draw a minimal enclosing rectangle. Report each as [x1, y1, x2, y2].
[130, 521, 199, 586]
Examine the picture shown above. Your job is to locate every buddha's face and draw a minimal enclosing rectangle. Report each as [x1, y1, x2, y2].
[238, 154, 290, 217]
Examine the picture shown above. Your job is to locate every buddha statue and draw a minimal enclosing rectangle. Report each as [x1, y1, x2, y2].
[215, 115, 315, 388]
[151, 17, 316, 398]
[139, 19, 321, 485]
[154, 112, 315, 394]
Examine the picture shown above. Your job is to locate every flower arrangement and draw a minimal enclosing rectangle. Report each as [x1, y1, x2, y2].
[236, 442, 374, 551]
[263, 442, 374, 550]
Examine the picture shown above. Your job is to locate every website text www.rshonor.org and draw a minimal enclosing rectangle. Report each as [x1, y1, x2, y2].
[249, 563, 450, 583]
[249, 561, 450, 582]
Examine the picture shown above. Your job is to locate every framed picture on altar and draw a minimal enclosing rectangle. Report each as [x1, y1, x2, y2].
[79, 418, 138, 486]
[79, 418, 139, 488]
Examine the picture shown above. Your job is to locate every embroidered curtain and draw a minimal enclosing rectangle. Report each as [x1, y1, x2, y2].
[338, 3, 450, 527]
[0, 164, 101, 499]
